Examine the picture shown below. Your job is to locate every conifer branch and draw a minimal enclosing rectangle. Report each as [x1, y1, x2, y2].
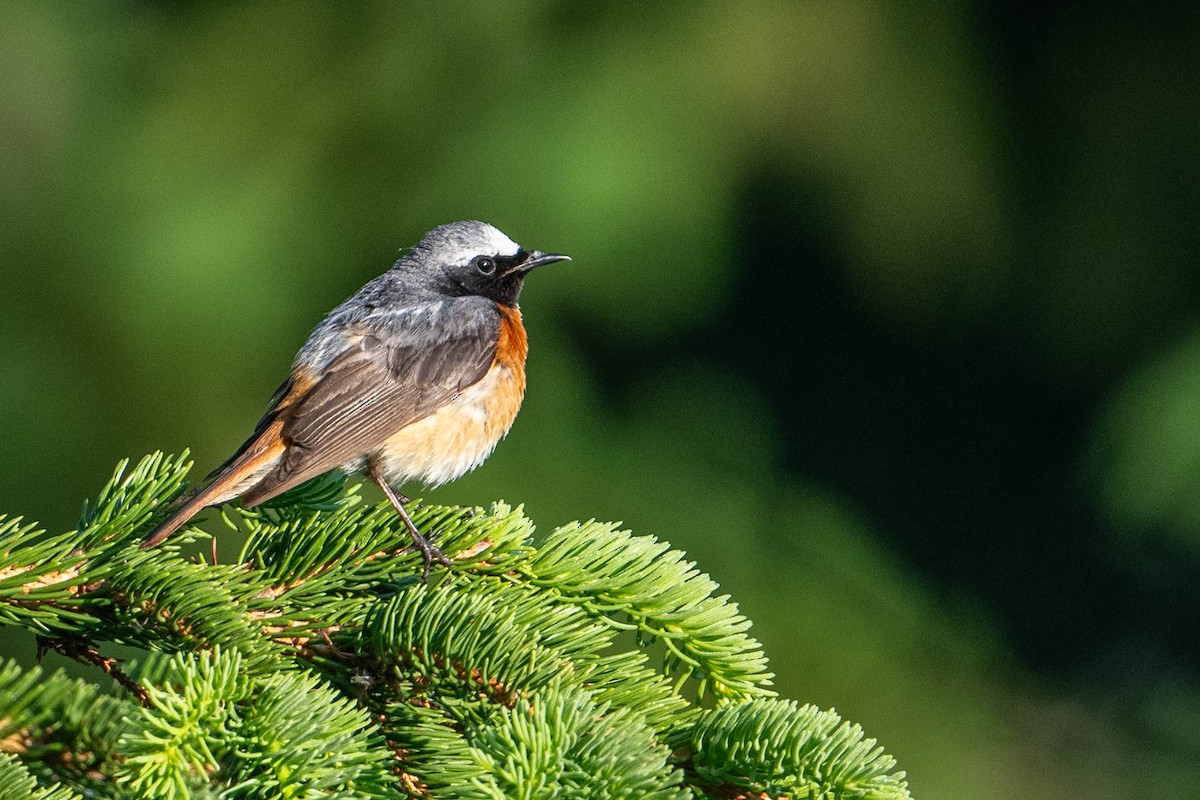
[0, 453, 913, 798]
[34, 636, 149, 707]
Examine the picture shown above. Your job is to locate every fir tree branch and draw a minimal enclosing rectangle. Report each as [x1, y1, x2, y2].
[34, 636, 149, 707]
[0, 453, 912, 799]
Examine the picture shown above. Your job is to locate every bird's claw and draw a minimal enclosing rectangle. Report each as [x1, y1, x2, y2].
[413, 529, 454, 584]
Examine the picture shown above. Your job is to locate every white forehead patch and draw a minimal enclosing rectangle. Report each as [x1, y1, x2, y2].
[481, 224, 520, 257]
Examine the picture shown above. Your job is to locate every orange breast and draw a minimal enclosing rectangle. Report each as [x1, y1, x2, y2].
[489, 304, 528, 434]
[376, 305, 529, 487]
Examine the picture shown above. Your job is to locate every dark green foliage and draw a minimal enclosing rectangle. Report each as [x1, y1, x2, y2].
[0, 454, 912, 798]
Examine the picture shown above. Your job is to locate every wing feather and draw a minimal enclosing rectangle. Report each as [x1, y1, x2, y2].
[240, 301, 499, 505]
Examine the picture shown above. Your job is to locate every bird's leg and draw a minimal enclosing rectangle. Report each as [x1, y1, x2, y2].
[368, 459, 452, 581]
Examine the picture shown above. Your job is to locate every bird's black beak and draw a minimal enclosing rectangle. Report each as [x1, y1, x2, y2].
[506, 250, 571, 276]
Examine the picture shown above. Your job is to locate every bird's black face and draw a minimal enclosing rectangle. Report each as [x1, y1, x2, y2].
[409, 221, 569, 305]
[444, 248, 570, 306]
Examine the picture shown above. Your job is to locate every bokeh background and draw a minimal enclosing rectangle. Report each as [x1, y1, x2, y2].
[2, 2, 1198, 797]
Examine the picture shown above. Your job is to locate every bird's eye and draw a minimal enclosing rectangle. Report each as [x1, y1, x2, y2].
[476, 256, 496, 275]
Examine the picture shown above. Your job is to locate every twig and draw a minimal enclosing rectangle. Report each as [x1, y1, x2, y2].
[36, 636, 152, 708]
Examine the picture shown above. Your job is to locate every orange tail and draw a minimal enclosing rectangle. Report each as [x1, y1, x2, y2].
[141, 437, 286, 548]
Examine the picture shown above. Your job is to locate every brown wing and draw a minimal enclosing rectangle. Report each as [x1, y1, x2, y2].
[239, 309, 499, 506]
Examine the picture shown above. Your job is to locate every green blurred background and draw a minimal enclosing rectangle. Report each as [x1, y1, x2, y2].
[2, 2, 1198, 797]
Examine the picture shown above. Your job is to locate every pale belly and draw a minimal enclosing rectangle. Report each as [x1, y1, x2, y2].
[369, 362, 525, 488]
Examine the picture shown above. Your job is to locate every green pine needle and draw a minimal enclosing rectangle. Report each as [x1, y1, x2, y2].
[0, 453, 912, 798]
[676, 698, 911, 799]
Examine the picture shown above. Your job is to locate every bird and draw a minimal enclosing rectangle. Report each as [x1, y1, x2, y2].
[142, 220, 570, 576]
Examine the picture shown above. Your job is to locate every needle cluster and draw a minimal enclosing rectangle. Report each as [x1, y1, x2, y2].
[0, 453, 911, 799]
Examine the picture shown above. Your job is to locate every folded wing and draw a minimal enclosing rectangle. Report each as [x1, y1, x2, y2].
[239, 301, 500, 506]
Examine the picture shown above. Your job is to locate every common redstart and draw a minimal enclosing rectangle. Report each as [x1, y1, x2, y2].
[142, 221, 569, 575]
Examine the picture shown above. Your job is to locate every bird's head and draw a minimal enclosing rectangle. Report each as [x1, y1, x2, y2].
[405, 220, 570, 306]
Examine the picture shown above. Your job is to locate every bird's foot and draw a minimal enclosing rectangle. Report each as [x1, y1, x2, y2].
[365, 460, 453, 583]
[410, 528, 454, 584]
